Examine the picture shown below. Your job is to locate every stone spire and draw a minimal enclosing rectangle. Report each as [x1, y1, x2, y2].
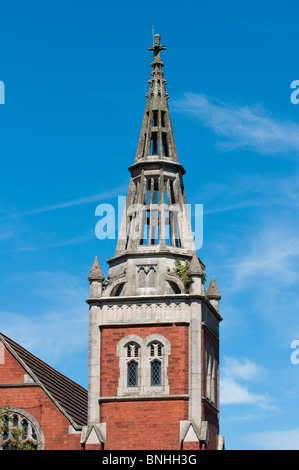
[134, 33, 179, 164]
[104, 34, 197, 297]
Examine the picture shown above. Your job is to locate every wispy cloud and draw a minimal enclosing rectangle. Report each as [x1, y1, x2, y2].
[222, 356, 264, 382]
[0, 185, 128, 252]
[174, 93, 299, 155]
[9, 234, 93, 252]
[248, 429, 299, 450]
[220, 357, 272, 409]
[0, 185, 127, 220]
[229, 225, 299, 288]
[0, 231, 14, 241]
[199, 173, 299, 216]
[0, 271, 88, 370]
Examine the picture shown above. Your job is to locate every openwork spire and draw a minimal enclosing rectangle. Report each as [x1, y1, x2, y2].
[134, 34, 179, 163]
[105, 34, 197, 297]
[112, 33, 195, 260]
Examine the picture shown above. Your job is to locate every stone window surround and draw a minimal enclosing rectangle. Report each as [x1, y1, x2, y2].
[116, 333, 170, 397]
[0, 406, 45, 450]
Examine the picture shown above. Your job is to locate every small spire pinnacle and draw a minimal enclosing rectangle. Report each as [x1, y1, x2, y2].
[88, 256, 104, 282]
[207, 276, 221, 300]
[188, 254, 203, 277]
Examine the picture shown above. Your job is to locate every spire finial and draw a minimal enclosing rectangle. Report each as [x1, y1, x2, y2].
[149, 33, 166, 66]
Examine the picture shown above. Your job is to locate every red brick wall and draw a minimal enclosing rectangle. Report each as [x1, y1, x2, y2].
[0, 344, 26, 384]
[202, 400, 219, 450]
[99, 324, 189, 449]
[101, 399, 189, 450]
[0, 347, 82, 450]
[100, 324, 189, 397]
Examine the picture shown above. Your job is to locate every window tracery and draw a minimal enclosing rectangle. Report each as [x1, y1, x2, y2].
[0, 407, 44, 450]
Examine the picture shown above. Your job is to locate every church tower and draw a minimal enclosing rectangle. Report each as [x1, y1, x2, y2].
[81, 34, 224, 450]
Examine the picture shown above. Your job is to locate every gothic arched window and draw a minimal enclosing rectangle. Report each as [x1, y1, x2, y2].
[117, 334, 170, 397]
[126, 342, 140, 388]
[149, 342, 163, 387]
[0, 407, 45, 450]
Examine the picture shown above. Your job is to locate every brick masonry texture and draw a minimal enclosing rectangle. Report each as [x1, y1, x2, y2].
[0, 347, 82, 450]
[100, 324, 189, 397]
[99, 324, 189, 449]
[101, 400, 189, 450]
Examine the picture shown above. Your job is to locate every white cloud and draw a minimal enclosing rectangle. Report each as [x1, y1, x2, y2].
[220, 377, 269, 406]
[174, 93, 299, 155]
[220, 357, 271, 408]
[248, 429, 299, 450]
[222, 356, 263, 381]
[0, 271, 88, 366]
[230, 224, 299, 287]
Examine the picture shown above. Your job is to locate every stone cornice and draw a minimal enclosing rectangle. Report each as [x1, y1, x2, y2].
[106, 249, 193, 266]
[128, 159, 186, 176]
[99, 394, 189, 402]
[0, 383, 39, 388]
[86, 293, 223, 322]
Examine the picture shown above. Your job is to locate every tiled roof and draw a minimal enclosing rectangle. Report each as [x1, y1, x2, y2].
[0, 333, 88, 428]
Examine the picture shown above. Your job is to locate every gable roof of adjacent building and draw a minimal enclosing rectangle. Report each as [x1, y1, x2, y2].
[0, 332, 88, 429]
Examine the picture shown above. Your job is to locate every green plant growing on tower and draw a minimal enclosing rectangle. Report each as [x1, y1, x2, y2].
[174, 259, 193, 292]
[174, 258, 207, 290]
[200, 261, 207, 285]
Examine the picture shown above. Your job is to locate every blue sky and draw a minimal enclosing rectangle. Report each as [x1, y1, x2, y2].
[1, 0, 299, 450]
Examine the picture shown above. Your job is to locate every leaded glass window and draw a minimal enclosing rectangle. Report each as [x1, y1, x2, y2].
[151, 360, 161, 386]
[117, 334, 170, 397]
[127, 361, 138, 387]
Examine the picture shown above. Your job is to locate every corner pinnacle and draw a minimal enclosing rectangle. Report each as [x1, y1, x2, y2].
[88, 256, 104, 282]
[188, 254, 203, 277]
[206, 276, 221, 300]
